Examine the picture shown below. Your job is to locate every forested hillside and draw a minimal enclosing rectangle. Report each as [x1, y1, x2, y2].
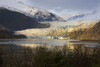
[69, 21, 100, 40]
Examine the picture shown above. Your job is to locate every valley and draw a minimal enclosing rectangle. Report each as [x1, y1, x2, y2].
[0, 0, 100, 67]
[16, 20, 100, 40]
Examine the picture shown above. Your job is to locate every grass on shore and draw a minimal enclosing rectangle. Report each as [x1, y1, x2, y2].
[0, 45, 100, 67]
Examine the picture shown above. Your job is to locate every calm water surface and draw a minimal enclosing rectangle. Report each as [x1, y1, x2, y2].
[0, 39, 100, 48]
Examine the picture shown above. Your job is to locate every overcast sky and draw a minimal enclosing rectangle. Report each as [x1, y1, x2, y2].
[0, 0, 100, 19]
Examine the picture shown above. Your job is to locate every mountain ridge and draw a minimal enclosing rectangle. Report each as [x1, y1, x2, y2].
[66, 11, 96, 21]
[0, 8, 50, 31]
[1, 2, 65, 22]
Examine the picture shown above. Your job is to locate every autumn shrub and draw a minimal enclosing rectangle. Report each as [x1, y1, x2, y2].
[0, 45, 100, 67]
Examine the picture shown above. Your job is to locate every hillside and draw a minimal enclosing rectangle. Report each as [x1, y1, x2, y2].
[0, 8, 50, 31]
[68, 22, 96, 32]
[69, 21, 100, 40]
[0, 24, 26, 39]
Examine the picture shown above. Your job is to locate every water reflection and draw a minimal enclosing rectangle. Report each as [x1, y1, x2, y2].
[0, 39, 100, 50]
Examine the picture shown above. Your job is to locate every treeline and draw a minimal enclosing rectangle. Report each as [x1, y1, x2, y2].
[0, 45, 100, 67]
[69, 21, 100, 40]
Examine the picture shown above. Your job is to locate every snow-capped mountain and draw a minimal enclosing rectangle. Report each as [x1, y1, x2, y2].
[0, 1, 65, 22]
[0, 8, 50, 31]
[23, 6, 65, 22]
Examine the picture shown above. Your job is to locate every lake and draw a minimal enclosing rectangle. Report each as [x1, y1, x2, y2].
[0, 39, 100, 49]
